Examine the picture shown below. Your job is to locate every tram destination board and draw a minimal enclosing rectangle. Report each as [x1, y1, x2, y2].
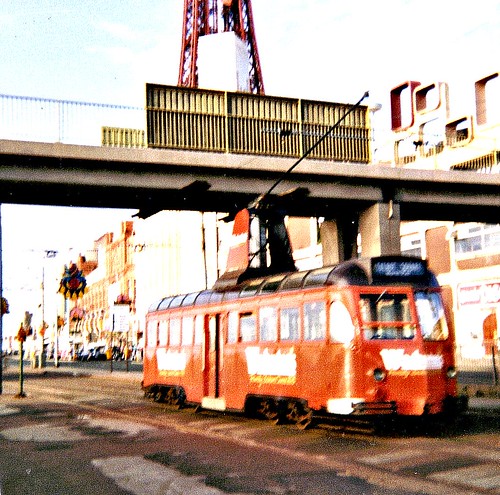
[371, 257, 429, 284]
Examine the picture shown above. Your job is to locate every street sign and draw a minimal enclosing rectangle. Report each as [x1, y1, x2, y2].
[112, 303, 130, 333]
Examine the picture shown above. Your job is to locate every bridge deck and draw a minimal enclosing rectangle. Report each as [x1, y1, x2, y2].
[0, 139, 499, 223]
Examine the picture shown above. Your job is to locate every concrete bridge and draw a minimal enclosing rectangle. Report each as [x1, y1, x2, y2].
[1, 138, 499, 261]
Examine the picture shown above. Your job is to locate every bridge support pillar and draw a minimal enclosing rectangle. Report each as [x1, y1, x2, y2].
[320, 216, 358, 265]
[358, 202, 401, 257]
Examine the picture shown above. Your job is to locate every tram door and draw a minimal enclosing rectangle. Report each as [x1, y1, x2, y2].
[204, 313, 222, 399]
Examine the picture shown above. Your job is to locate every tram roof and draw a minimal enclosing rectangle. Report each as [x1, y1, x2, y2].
[147, 256, 438, 313]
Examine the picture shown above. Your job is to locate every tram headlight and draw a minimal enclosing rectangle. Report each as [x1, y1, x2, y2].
[446, 366, 457, 379]
[373, 368, 387, 382]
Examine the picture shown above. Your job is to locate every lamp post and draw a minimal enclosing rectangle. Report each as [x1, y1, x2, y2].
[0, 296, 9, 395]
[38, 249, 57, 368]
[15, 311, 32, 398]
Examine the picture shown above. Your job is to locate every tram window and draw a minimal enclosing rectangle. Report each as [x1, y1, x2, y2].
[158, 320, 168, 346]
[259, 307, 278, 342]
[182, 292, 198, 306]
[280, 307, 300, 341]
[182, 316, 194, 345]
[222, 290, 239, 301]
[158, 296, 174, 311]
[148, 300, 162, 312]
[415, 291, 449, 341]
[329, 301, 355, 344]
[228, 311, 238, 343]
[170, 318, 181, 345]
[170, 294, 186, 308]
[240, 312, 257, 342]
[240, 279, 265, 298]
[360, 293, 414, 340]
[146, 321, 158, 347]
[303, 267, 332, 288]
[209, 291, 223, 304]
[280, 272, 306, 291]
[259, 274, 287, 294]
[194, 315, 204, 345]
[194, 291, 212, 306]
[304, 301, 326, 340]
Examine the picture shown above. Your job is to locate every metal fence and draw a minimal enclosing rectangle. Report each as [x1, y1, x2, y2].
[0, 93, 146, 146]
[146, 84, 371, 162]
[1, 91, 372, 162]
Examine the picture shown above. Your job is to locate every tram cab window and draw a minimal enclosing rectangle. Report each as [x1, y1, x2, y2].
[182, 316, 194, 345]
[360, 293, 414, 340]
[158, 320, 168, 347]
[280, 307, 300, 341]
[415, 291, 449, 341]
[329, 301, 355, 344]
[240, 312, 257, 342]
[304, 301, 326, 341]
[170, 318, 181, 345]
[227, 312, 238, 343]
[259, 307, 278, 342]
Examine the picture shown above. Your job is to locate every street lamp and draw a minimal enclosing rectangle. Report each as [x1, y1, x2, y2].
[38, 249, 57, 368]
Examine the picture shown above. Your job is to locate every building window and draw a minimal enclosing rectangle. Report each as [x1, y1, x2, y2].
[455, 223, 500, 255]
[401, 234, 423, 259]
[421, 118, 444, 157]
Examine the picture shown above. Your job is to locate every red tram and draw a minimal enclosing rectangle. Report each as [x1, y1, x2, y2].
[143, 237, 464, 426]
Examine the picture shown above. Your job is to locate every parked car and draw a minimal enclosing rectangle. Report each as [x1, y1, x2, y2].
[89, 346, 107, 361]
[76, 348, 90, 361]
[76, 345, 107, 361]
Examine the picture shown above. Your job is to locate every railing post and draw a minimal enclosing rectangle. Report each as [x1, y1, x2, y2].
[58, 100, 63, 143]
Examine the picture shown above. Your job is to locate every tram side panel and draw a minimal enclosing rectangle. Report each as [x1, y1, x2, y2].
[224, 290, 355, 413]
[143, 283, 462, 417]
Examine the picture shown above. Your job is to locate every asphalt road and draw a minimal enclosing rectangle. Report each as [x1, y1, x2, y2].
[0, 362, 499, 495]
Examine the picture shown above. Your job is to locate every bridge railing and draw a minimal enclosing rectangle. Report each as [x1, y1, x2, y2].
[0, 94, 146, 146]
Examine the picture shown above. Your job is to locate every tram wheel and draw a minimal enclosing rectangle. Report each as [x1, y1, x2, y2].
[166, 388, 185, 409]
[285, 401, 313, 430]
[153, 387, 165, 403]
[257, 399, 279, 422]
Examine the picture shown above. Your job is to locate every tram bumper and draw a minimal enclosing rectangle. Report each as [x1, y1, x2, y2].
[326, 397, 465, 416]
[442, 394, 468, 415]
[327, 398, 396, 415]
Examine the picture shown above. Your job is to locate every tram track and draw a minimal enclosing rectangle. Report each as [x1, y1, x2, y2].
[14, 377, 498, 495]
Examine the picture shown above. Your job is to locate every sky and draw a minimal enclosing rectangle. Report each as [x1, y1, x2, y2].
[1, 0, 500, 331]
[1, 1, 499, 111]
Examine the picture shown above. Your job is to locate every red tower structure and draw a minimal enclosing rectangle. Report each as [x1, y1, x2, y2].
[178, 0, 265, 94]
